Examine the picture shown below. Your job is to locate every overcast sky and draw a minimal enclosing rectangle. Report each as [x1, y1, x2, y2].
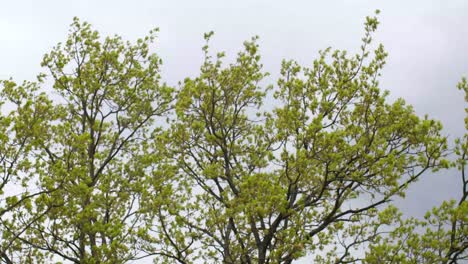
[1, 0, 467, 262]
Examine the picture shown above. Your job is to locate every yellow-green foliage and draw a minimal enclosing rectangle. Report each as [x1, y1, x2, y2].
[0, 11, 465, 264]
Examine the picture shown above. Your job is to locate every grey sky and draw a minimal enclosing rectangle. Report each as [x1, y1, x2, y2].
[1, 0, 468, 262]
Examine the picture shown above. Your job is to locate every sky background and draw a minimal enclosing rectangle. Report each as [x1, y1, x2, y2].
[1, 0, 467, 262]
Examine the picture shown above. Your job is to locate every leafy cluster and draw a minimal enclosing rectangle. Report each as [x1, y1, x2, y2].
[0, 12, 465, 264]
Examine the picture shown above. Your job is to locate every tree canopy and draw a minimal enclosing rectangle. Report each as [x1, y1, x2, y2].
[0, 12, 466, 264]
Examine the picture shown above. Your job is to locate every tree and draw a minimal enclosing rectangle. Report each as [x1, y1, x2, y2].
[158, 12, 448, 264]
[1, 18, 174, 263]
[0, 11, 464, 264]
